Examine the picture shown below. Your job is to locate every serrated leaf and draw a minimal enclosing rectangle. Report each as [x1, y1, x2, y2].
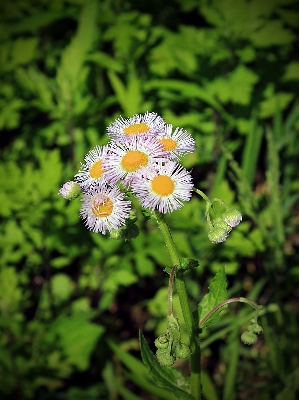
[139, 331, 193, 400]
[198, 267, 228, 331]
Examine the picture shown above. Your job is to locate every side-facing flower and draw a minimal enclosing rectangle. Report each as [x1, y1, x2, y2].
[58, 181, 81, 200]
[132, 161, 193, 213]
[103, 136, 167, 186]
[222, 208, 242, 227]
[157, 124, 196, 159]
[107, 111, 165, 141]
[75, 145, 109, 188]
[80, 183, 131, 234]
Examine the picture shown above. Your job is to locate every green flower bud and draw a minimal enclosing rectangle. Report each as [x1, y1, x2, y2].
[156, 349, 175, 367]
[174, 343, 190, 359]
[213, 216, 232, 233]
[222, 209, 242, 228]
[253, 324, 263, 334]
[241, 331, 258, 345]
[208, 227, 228, 244]
[155, 334, 169, 349]
[58, 181, 81, 200]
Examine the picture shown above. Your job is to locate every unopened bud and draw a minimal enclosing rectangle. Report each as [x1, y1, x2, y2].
[222, 209, 242, 228]
[156, 349, 175, 367]
[213, 217, 232, 234]
[241, 331, 257, 345]
[174, 343, 190, 359]
[155, 334, 169, 349]
[253, 324, 263, 334]
[58, 181, 81, 200]
[208, 227, 228, 244]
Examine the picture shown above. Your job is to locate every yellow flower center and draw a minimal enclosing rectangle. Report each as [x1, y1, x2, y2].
[159, 138, 177, 151]
[124, 123, 150, 135]
[89, 160, 104, 179]
[151, 175, 175, 196]
[121, 150, 148, 172]
[92, 197, 113, 217]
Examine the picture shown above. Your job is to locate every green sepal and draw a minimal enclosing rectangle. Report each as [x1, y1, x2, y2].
[180, 258, 199, 271]
[139, 330, 193, 399]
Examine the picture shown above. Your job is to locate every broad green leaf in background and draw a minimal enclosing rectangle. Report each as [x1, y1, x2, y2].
[49, 317, 104, 371]
[0, 267, 23, 314]
[198, 267, 228, 331]
[56, 0, 98, 96]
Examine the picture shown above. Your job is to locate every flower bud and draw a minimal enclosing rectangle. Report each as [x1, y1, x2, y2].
[156, 349, 175, 367]
[174, 343, 190, 359]
[58, 181, 81, 200]
[213, 217, 232, 234]
[241, 331, 258, 345]
[222, 209, 242, 228]
[208, 227, 228, 244]
[155, 334, 169, 349]
[253, 324, 263, 334]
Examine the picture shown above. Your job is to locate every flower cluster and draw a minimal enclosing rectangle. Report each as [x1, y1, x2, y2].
[59, 112, 196, 235]
[207, 204, 242, 244]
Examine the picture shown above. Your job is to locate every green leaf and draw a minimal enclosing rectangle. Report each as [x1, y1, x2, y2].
[139, 331, 193, 400]
[51, 274, 73, 303]
[108, 340, 175, 400]
[198, 267, 228, 331]
[249, 20, 296, 47]
[56, 0, 98, 93]
[49, 317, 104, 371]
[206, 65, 259, 106]
[282, 62, 299, 82]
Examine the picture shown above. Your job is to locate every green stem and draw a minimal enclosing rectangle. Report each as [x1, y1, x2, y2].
[154, 211, 201, 400]
[199, 297, 263, 329]
[168, 265, 178, 316]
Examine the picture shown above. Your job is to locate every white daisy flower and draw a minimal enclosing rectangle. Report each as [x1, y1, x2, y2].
[75, 145, 109, 188]
[103, 136, 167, 185]
[132, 161, 193, 214]
[80, 184, 131, 234]
[107, 111, 165, 140]
[157, 124, 196, 159]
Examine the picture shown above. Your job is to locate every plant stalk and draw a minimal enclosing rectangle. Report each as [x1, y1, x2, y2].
[154, 211, 201, 400]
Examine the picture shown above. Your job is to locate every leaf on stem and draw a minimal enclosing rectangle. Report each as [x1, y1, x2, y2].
[139, 330, 193, 400]
[198, 266, 228, 331]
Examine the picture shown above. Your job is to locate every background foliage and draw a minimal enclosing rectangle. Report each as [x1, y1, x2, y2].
[1, 0, 299, 399]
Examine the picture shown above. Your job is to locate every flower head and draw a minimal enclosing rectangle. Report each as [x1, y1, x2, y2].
[58, 181, 81, 200]
[107, 112, 165, 140]
[103, 136, 167, 185]
[132, 161, 193, 213]
[222, 209, 242, 227]
[157, 124, 196, 159]
[75, 145, 109, 188]
[80, 184, 131, 234]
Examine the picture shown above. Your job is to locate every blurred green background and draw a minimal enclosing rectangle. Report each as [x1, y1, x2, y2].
[1, 0, 299, 399]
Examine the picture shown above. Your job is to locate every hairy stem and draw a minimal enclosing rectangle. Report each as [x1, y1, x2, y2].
[154, 211, 201, 400]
